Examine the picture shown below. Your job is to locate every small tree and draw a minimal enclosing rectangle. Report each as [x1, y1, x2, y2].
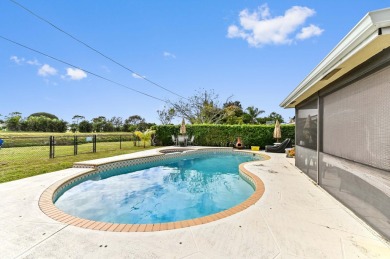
[223, 102, 244, 124]
[102, 121, 115, 132]
[245, 106, 265, 124]
[72, 115, 85, 132]
[109, 116, 123, 131]
[79, 120, 93, 133]
[258, 112, 285, 124]
[123, 115, 152, 132]
[167, 89, 226, 124]
[268, 112, 285, 124]
[157, 106, 176, 125]
[92, 116, 106, 132]
[5, 112, 22, 131]
[70, 123, 78, 133]
[72, 115, 85, 124]
[134, 129, 155, 148]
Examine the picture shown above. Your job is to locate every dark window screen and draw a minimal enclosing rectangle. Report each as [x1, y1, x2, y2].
[322, 66, 390, 171]
[296, 99, 318, 150]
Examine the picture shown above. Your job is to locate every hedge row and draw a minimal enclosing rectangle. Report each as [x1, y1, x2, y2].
[153, 124, 295, 148]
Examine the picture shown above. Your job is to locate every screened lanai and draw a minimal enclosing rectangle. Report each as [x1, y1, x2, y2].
[281, 8, 390, 240]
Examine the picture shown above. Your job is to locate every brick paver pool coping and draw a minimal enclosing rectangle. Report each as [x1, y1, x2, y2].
[39, 149, 268, 232]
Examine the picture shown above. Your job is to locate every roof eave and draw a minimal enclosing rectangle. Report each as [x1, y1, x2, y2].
[280, 8, 390, 108]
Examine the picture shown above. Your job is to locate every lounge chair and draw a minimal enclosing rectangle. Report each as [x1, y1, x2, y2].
[187, 135, 194, 146]
[171, 135, 178, 146]
[265, 138, 292, 153]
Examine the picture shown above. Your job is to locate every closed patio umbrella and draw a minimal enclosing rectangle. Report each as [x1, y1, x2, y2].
[273, 119, 281, 143]
[180, 118, 186, 135]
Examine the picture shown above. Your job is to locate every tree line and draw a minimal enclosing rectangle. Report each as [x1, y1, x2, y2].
[69, 115, 155, 133]
[0, 112, 155, 133]
[1, 89, 288, 133]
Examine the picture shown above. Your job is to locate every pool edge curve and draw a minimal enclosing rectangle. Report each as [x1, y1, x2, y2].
[39, 148, 268, 232]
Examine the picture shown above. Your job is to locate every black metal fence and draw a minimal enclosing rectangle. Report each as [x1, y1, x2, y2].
[0, 136, 50, 160]
[0, 134, 139, 159]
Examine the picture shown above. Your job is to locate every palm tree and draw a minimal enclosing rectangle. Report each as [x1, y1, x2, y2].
[246, 106, 265, 124]
[72, 115, 85, 124]
[134, 129, 156, 148]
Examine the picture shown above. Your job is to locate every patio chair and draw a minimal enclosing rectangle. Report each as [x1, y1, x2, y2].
[171, 135, 178, 146]
[265, 138, 292, 153]
[0, 139, 3, 149]
[187, 135, 194, 146]
[178, 135, 187, 147]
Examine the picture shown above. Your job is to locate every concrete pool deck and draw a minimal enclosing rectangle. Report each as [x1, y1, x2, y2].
[0, 148, 389, 258]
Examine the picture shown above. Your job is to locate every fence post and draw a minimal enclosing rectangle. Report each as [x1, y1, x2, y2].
[49, 136, 55, 158]
[49, 136, 52, 158]
[93, 135, 97, 153]
[120, 135, 122, 149]
[53, 136, 55, 158]
[74, 136, 78, 155]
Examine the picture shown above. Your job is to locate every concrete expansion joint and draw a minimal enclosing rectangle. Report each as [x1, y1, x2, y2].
[188, 228, 201, 255]
[15, 224, 68, 258]
[259, 208, 282, 256]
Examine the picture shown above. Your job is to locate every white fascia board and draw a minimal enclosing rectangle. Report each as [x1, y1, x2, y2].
[280, 8, 390, 108]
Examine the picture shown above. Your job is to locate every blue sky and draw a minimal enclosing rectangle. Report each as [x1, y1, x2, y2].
[1, 1, 390, 124]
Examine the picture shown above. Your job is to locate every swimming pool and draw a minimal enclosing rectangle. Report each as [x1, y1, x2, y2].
[40, 148, 266, 231]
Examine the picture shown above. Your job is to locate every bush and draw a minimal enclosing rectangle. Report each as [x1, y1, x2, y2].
[154, 124, 295, 148]
[79, 120, 93, 133]
[19, 116, 67, 132]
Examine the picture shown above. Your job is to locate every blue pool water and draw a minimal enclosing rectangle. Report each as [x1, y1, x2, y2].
[55, 152, 259, 224]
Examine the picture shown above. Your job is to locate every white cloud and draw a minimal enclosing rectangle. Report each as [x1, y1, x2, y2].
[38, 64, 57, 77]
[10, 56, 25, 64]
[163, 51, 176, 59]
[26, 59, 41, 66]
[296, 24, 324, 40]
[258, 4, 271, 18]
[10, 56, 41, 66]
[65, 68, 87, 80]
[227, 25, 247, 39]
[132, 73, 145, 79]
[227, 4, 323, 47]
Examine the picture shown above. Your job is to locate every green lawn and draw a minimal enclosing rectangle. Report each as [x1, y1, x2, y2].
[0, 132, 158, 183]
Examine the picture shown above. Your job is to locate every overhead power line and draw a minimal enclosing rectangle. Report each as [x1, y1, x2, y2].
[9, 0, 188, 100]
[0, 35, 166, 103]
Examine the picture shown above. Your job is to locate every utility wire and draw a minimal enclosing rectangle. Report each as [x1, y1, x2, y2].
[8, 0, 188, 100]
[0, 35, 166, 103]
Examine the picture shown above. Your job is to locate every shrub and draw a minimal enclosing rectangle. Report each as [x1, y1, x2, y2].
[79, 120, 93, 133]
[154, 124, 295, 148]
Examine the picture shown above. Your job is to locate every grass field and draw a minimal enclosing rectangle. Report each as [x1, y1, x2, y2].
[0, 132, 158, 183]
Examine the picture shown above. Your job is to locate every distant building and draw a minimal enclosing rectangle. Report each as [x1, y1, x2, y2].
[281, 8, 390, 240]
